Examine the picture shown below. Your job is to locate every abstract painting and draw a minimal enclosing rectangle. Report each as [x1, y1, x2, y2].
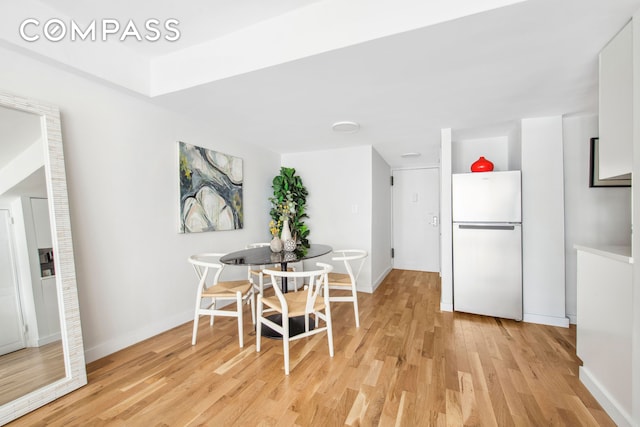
[178, 142, 243, 232]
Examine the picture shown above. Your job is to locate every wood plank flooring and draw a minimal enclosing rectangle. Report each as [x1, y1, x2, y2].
[0, 341, 65, 406]
[7, 270, 615, 426]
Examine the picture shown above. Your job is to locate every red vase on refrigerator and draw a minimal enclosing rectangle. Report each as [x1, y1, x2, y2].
[470, 156, 494, 172]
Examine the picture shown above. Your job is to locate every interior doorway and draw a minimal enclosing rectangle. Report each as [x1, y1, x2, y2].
[392, 168, 440, 272]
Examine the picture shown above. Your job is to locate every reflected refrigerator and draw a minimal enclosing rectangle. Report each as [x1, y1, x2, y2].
[452, 170, 522, 321]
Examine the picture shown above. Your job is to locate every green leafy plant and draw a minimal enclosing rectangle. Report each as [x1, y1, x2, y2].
[269, 167, 310, 247]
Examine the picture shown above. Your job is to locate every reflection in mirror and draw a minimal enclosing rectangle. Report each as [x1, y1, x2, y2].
[0, 105, 64, 405]
[0, 93, 86, 425]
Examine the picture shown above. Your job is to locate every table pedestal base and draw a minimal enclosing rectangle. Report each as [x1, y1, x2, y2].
[261, 314, 315, 339]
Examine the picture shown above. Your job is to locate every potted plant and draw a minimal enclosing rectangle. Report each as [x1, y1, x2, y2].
[269, 167, 310, 247]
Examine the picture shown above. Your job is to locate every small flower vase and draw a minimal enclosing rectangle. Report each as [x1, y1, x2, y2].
[281, 218, 292, 241]
[283, 239, 297, 252]
[280, 218, 296, 252]
[270, 236, 283, 253]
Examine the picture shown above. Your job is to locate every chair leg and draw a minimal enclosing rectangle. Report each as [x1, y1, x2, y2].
[283, 318, 290, 375]
[210, 298, 216, 326]
[192, 313, 200, 346]
[256, 296, 262, 352]
[325, 307, 334, 358]
[250, 292, 256, 325]
[236, 292, 244, 348]
[352, 288, 360, 328]
[192, 290, 202, 345]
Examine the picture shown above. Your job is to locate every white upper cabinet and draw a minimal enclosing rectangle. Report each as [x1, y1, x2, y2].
[599, 20, 633, 180]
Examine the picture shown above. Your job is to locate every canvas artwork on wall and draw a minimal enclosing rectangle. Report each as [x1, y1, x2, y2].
[178, 142, 243, 232]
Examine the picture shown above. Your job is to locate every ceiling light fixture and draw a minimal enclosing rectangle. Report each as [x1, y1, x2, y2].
[401, 152, 421, 158]
[332, 121, 360, 133]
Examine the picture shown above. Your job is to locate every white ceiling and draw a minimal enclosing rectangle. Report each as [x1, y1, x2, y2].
[0, 167, 46, 200]
[4, 0, 640, 168]
[0, 105, 41, 169]
[0, 105, 46, 200]
[40, 0, 326, 56]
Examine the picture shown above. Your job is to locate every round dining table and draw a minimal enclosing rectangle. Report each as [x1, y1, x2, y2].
[220, 244, 332, 293]
[220, 244, 333, 338]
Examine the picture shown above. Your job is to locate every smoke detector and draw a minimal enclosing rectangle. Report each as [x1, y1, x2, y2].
[332, 121, 360, 133]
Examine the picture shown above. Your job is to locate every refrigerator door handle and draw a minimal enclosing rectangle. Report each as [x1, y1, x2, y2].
[457, 224, 516, 231]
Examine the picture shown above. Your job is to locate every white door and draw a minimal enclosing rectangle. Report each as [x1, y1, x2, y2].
[392, 168, 440, 272]
[0, 210, 26, 355]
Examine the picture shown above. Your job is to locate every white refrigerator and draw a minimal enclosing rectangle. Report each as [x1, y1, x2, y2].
[452, 170, 522, 321]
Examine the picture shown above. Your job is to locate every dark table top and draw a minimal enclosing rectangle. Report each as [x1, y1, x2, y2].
[220, 244, 333, 266]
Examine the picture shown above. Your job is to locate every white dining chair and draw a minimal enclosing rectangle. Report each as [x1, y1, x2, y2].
[246, 242, 298, 295]
[256, 263, 334, 375]
[188, 253, 255, 348]
[327, 249, 368, 328]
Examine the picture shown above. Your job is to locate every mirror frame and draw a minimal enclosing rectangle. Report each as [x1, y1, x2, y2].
[0, 92, 86, 424]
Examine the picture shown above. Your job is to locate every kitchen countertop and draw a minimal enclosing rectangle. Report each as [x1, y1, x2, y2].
[574, 244, 633, 264]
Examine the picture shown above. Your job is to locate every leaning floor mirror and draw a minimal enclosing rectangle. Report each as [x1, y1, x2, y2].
[0, 92, 86, 425]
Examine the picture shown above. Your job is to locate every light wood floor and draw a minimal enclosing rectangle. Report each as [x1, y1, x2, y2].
[8, 270, 614, 426]
[0, 341, 65, 406]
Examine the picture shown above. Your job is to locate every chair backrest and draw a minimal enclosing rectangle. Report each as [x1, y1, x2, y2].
[331, 249, 368, 281]
[245, 243, 270, 284]
[263, 263, 334, 315]
[188, 253, 226, 285]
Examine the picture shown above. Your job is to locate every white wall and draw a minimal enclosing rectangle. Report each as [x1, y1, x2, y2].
[563, 114, 631, 323]
[282, 145, 375, 291]
[371, 149, 392, 290]
[521, 116, 568, 327]
[0, 46, 280, 362]
[439, 128, 453, 311]
[451, 136, 509, 173]
[508, 123, 522, 170]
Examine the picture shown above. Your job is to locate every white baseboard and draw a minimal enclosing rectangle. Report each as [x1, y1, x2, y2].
[38, 332, 61, 346]
[365, 267, 392, 294]
[440, 302, 453, 312]
[38, 332, 62, 347]
[579, 366, 632, 427]
[523, 313, 570, 328]
[83, 309, 192, 363]
[567, 313, 577, 324]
